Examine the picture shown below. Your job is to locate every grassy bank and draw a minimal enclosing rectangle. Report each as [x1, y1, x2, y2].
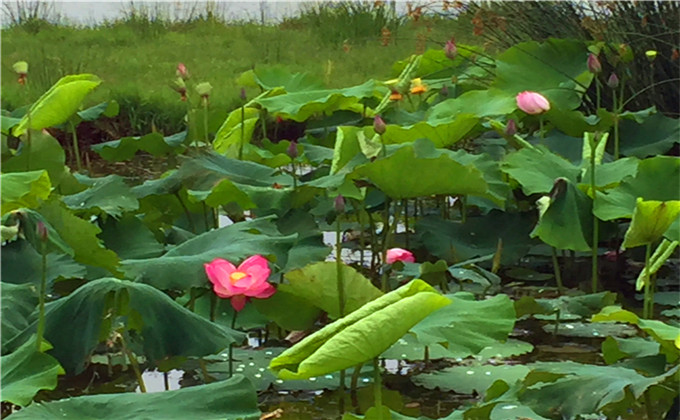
[1, 8, 474, 135]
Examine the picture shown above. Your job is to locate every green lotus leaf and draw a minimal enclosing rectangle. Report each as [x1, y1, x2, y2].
[92, 132, 187, 162]
[5, 278, 245, 375]
[6, 374, 260, 420]
[1, 283, 38, 349]
[594, 156, 680, 221]
[519, 362, 679, 419]
[428, 89, 517, 121]
[269, 280, 450, 380]
[1, 171, 51, 215]
[2, 130, 67, 188]
[62, 175, 139, 217]
[255, 80, 381, 122]
[618, 111, 680, 158]
[410, 293, 516, 355]
[622, 198, 680, 249]
[531, 178, 593, 252]
[77, 100, 119, 121]
[1, 335, 63, 407]
[493, 39, 592, 110]
[502, 146, 580, 195]
[355, 143, 488, 199]
[414, 364, 530, 396]
[280, 261, 383, 319]
[213, 107, 259, 157]
[12, 74, 101, 136]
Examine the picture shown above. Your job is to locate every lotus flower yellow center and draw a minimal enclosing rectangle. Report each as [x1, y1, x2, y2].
[230, 271, 247, 284]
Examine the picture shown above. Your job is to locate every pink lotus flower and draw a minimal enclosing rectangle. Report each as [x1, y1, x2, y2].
[204, 255, 275, 311]
[516, 91, 550, 115]
[176, 62, 190, 80]
[445, 38, 457, 60]
[386, 248, 415, 264]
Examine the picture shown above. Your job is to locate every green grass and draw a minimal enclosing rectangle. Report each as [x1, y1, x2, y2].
[1, 12, 474, 135]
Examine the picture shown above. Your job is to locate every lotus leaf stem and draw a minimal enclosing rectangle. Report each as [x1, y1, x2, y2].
[120, 334, 146, 393]
[336, 213, 347, 413]
[239, 105, 245, 160]
[551, 248, 563, 292]
[590, 137, 599, 293]
[229, 310, 238, 377]
[36, 240, 47, 351]
[643, 243, 652, 318]
[373, 357, 383, 418]
[69, 120, 82, 172]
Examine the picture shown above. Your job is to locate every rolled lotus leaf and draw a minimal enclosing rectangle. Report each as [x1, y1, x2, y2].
[269, 279, 451, 380]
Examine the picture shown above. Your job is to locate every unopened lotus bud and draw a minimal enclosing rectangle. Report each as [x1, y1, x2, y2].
[287, 141, 298, 159]
[240, 87, 247, 102]
[373, 115, 386, 135]
[334, 195, 345, 213]
[176, 63, 189, 80]
[195, 82, 212, 105]
[607, 73, 619, 89]
[587, 53, 602, 74]
[505, 119, 517, 136]
[645, 50, 657, 62]
[36, 221, 48, 242]
[444, 38, 457, 60]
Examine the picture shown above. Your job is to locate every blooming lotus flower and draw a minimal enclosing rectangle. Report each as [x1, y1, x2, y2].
[386, 248, 415, 264]
[516, 91, 550, 115]
[204, 255, 275, 311]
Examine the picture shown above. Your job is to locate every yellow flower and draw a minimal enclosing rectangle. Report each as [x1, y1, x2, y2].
[410, 78, 427, 95]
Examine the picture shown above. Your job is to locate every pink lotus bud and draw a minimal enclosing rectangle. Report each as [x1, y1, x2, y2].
[204, 255, 275, 312]
[334, 195, 345, 213]
[36, 221, 48, 242]
[505, 119, 517, 136]
[516, 91, 550, 115]
[607, 73, 619, 89]
[587, 53, 602, 74]
[444, 38, 457, 60]
[386, 248, 415, 264]
[373, 115, 386, 135]
[176, 62, 190, 80]
[287, 141, 298, 159]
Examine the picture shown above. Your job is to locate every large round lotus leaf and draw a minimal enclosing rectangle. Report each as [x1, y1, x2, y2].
[354, 144, 488, 199]
[62, 175, 139, 218]
[1, 283, 38, 349]
[269, 280, 450, 380]
[502, 146, 580, 195]
[12, 74, 101, 137]
[255, 80, 382, 122]
[2, 130, 66, 188]
[4, 278, 245, 375]
[622, 199, 680, 248]
[618, 111, 680, 158]
[428, 89, 517, 121]
[1, 171, 51, 215]
[493, 39, 592, 110]
[413, 364, 530, 396]
[594, 156, 680, 221]
[410, 293, 516, 356]
[6, 374, 260, 420]
[281, 261, 383, 319]
[92, 132, 187, 162]
[1, 335, 62, 407]
[519, 362, 679, 419]
[530, 178, 593, 252]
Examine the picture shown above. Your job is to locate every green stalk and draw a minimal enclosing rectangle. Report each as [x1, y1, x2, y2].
[120, 334, 146, 393]
[591, 140, 599, 293]
[539, 116, 545, 142]
[643, 243, 652, 319]
[229, 310, 238, 377]
[380, 133, 387, 157]
[595, 78, 601, 110]
[551, 247, 563, 292]
[69, 120, 82, 172]
[373, 357, 383, 418]
[36, 241, 47, 351]
[199, 358, 212, 383]
[613, 92, 620, 160]
[174, 192, 196, 233]
[239, 105, 245, 160]
[350, 363, 363, 409]
[461, 195, 467, 223]
[380, 197, 391, 292]
[335, 215, 347, 413]
[203, 99, 209, 146]
[403, 199, 409, 249]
